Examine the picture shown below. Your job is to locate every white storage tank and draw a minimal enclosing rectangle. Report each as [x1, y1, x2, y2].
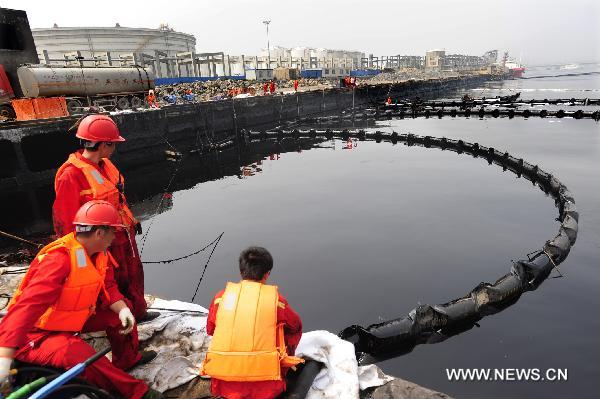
[32, 25, 196, 77]
[17, 65, 155, 97]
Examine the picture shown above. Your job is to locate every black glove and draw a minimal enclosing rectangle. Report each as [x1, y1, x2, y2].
[135, 222, 143, 235]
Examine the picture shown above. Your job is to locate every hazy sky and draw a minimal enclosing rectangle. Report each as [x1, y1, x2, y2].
[4, 0, 599, 65]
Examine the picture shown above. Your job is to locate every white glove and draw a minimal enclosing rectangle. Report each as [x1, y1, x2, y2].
[0, 357, 12, 395]
[118, 307, 135, 335]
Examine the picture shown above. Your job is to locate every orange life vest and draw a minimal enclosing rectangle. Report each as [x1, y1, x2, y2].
[55, 153, 138, 229]
[200, 281, 304, 382]
[9, 233, 113, 332]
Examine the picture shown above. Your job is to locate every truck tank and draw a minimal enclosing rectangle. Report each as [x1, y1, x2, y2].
[17, 65, 155, 98]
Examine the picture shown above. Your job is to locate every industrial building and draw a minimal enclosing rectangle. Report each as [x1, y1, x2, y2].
[23, 21, 497, 81]
[424, 49, 498, 72]
[259, 46, 365, 70]
[425, 49, 446, 70]
[32, 24, 197, 78]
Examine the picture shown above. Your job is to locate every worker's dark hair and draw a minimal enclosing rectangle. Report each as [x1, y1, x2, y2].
[80, 139, 100, 151]
[239, 246, 273, 281]
[75, 225, 111, 238]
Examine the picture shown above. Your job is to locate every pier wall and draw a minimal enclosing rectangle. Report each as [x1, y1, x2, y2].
[0, 75, 490, 236]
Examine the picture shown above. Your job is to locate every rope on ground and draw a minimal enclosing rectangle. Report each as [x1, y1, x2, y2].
[142, 233, 223, 264]
[0, 294, 12, 310]
[190, 232, 224, 303]
[0, 268, 28, 275]
[0, 230, 42, 248]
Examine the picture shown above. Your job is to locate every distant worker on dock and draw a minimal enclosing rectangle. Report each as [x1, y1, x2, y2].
[269, 80, 276, 94]
[294, 79, 299, 92]
[53, 114, 159, 323]
[147, 89, 159, 108]
[0, 201, 160, 399]
[263, 82, 269, 95]
[201, 246, 304, 399]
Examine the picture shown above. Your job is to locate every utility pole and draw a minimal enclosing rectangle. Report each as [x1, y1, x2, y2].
[262, 20, 271, 69]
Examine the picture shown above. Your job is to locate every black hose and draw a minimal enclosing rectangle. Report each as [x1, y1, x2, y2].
[14, 366, 90, 386]
[47, 383, 115, 399]
[279, 360, 323, 399]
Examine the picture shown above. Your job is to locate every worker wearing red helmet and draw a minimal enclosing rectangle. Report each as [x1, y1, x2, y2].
[0, 201, 162, 399]
[53, 114, 158, 322]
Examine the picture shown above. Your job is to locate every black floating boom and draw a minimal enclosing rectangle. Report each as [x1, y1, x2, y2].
[244, 129, 578, 364]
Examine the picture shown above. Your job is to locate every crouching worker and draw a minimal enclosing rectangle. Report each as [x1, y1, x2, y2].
[0, 200, 161, 399]
[201, 246, 304, 399]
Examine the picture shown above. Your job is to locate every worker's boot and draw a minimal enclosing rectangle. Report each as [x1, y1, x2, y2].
[128, 350, 158, 370]
[139, 311, 161, 324]
[142, 388, 164, 399]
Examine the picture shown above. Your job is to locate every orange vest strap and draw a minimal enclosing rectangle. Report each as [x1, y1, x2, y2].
[277, 323, 304, 369]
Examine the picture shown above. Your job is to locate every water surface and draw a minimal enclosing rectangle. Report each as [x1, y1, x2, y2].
[141, 64, 599, 398]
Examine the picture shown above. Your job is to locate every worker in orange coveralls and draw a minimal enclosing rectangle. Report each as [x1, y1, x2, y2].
[53, 114, 159, 322]
[201, 246, 304, 399]
[269, 80, 276, 94]
[147, 89, 159, 108]
[293, 79, 299, 92]
[0, 201, 161, 399]
[263, 82, 269, 95]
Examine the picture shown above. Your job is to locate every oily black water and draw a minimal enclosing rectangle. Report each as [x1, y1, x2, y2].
[141, 66, 599, 398]
[3, 64, 598, 398]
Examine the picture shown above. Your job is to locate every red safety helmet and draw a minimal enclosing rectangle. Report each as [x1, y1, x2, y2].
[76, 115, 125, 142]
[73, 200, 125, 229]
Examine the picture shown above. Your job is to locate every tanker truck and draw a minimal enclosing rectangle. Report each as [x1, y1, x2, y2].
[0, 63, 155, 120]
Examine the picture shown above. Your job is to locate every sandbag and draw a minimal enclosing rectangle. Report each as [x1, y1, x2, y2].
[471, 272, 523, 314]
[562, 201, 579, 222]
[513, 255, 553, 291]
[560, 214, 578, 245]
[433, 296, 478, 323]
[544, 229, 572, 262]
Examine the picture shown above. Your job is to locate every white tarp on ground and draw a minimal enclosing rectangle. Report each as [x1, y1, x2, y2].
[127, 298, 392, 396]
[128, 298, 210, 392]
[296, 331, 394, 398]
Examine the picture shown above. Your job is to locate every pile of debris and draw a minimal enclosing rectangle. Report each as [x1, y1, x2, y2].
[155, 79, 261, 102]
[358, 69, 465, 85]
[154, 77, 333, 103]
[277, 77, 331, 89]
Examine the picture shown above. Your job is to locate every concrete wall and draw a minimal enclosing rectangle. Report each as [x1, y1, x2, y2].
[0, 75, 490, 190]
[0, 75, 490, 236]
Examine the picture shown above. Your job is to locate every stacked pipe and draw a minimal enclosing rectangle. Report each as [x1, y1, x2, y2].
[243, 129, 578, 363]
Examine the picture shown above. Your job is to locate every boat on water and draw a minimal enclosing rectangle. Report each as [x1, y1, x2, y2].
[502, 52, 525, 78]
[505, 60, 525, 78]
